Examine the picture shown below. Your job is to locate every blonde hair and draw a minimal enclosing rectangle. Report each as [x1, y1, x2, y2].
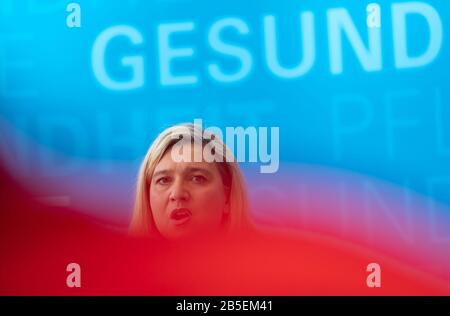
[130, 123, 250, 237]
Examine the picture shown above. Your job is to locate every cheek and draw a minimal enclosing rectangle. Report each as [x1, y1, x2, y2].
[192, 185, 227, 217]
[149, 188, 168, 219]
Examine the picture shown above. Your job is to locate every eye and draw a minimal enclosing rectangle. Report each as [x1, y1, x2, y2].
[191, 175, 207, 184]
[156, 176, 171, 185]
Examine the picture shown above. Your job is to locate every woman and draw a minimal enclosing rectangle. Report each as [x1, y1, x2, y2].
[130, 122, 250, 239]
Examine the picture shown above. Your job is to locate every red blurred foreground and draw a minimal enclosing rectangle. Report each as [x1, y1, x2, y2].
[1, 166, 449, 295]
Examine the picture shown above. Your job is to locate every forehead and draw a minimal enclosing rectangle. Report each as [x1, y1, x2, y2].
[153, 145, 220, 175]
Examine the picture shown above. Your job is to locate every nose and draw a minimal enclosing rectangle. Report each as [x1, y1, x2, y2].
[169, 179, 190, 202]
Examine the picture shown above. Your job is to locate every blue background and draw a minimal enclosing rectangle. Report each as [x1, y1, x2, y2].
[0, 0, 449, 226]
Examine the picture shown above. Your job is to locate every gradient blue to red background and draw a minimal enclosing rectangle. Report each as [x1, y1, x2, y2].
[0, 0, 449, 294]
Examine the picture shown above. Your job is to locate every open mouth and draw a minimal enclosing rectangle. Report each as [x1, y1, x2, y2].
[170, 208, 192, 226]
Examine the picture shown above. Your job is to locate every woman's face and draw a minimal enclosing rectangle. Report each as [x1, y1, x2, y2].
[149, 145, 229, 239]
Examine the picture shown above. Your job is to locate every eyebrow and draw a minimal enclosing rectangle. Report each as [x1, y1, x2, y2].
[152, 167, 213, 179]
